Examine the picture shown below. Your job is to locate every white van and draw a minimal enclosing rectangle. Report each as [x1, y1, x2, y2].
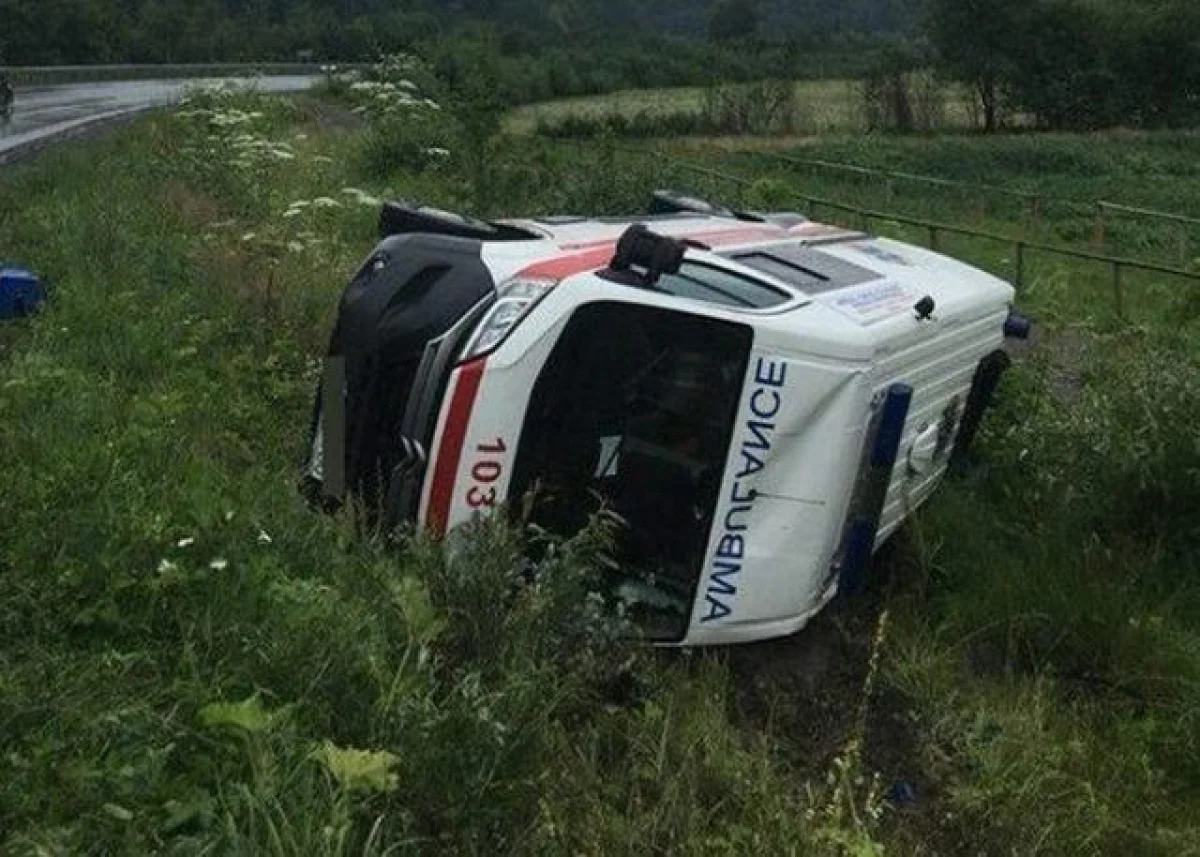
[303, 192, 1029, 646]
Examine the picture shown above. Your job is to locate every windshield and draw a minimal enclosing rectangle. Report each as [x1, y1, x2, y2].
[508, 301, 751, 640]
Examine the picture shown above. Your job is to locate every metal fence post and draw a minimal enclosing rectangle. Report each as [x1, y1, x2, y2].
[928, 226, 941, 251]
[1092, 202, 1107, 250]
[1112, 261, 1125, 320]
[1014, 241, 1025, 292]
[971, 190, 986, 224]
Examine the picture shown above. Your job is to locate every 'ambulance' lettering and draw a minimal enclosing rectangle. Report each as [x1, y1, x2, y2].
[700, 358, 789, 624]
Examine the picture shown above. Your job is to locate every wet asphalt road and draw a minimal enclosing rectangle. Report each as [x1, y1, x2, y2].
[0, 76, 316, 161]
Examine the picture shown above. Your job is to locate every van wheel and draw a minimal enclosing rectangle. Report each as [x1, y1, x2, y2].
[378, 202, 499, 240]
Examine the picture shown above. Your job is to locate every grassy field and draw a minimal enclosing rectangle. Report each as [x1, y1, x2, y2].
[686, 132, 1200, 262]
[506, 78, 981, 137]
[1, 86, 1198, 856]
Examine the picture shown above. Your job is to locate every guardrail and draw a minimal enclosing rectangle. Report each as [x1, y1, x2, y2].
[8, 63, 365, 86]
[587, 143, 1200, 320]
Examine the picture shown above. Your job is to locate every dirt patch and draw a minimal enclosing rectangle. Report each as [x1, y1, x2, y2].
[164, 181, 223, 229]
[670, 135, 819, 153]
[726, 588, 880, 768]
[297, 97, 367, 134]
[192, 241, 279, 313]
[1003, 317, 1094, 406]
[1035, 327, 1092, 405]
[721, 542, 965, 854]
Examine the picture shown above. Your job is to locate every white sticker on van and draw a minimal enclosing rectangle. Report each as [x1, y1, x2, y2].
[830, 281, 915, 324]
[852, 242, 912, 267]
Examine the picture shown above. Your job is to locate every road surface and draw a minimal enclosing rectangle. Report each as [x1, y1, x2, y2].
[0, 76, 317, 163]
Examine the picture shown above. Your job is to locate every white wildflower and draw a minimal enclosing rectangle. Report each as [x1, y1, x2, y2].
[177, 537, 196, 549]
[342, 187, 382, 207]
[209, 558, 229, 571]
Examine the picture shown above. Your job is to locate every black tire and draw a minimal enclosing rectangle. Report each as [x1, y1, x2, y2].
[648, 189, 735, 219]
[378, 202, 499, 241]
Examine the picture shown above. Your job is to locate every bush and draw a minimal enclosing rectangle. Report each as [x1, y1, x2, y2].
[700, 79, 803, 136]
[859, 46, 924, 134]
[340, 54, 454, 178]
[886, 327, 1200, 854]
[533, 81, 805, 140]
[927, 0, 1200, 131]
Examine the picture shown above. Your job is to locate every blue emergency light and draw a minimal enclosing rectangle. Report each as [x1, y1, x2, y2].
[837, 383, 914, 597]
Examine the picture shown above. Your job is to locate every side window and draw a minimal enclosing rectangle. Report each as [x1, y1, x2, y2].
[509, 301, 752, 641]
[652, 261, 791, 309]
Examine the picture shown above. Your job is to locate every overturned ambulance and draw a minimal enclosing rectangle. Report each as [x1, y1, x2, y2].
[303, 192, 1029, 645]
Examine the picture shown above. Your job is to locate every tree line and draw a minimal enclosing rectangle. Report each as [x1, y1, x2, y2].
[0, 0, 908, 67]
[0, 0, 438, 65]
[0, 0, 895, 108]
[4, 0, 1195, 132]
[926, 0, 1200, 130]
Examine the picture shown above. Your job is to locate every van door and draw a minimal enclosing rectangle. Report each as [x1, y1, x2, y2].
[508, 301, 752, 641]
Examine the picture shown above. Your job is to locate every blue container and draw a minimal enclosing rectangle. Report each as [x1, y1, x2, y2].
[0, 267, 45, 319]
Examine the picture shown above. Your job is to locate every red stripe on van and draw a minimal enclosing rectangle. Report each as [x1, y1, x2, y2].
[519, 246, 615, 280]
[426, 358, 486, 537]
[526, 224, 787, 280]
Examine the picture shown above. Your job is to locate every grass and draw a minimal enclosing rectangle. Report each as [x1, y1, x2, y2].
[1, 84, 1199, 856]
[0, 91, 884, 856]
[698, 132, 1200, 267]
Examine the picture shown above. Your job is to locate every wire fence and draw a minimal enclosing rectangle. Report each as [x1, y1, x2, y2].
[571, 142, 1200, 321]
[737, 151, 1200, 258]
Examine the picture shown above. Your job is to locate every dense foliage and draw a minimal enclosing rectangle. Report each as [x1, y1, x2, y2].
[925, 0, 1200, 130]
[0, 0, 912, 67]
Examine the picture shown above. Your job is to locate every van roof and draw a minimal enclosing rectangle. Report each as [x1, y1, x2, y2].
[498, 212, 867, 252]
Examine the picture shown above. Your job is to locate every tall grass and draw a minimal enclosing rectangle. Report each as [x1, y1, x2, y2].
[0, 92, 890, 856]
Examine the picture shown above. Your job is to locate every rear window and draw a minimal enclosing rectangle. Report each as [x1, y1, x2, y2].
[652, 261, 791, 309]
